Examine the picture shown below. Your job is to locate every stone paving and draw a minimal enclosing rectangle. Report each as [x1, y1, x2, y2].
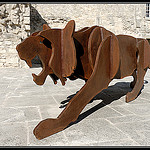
[1, 68, 150, 147]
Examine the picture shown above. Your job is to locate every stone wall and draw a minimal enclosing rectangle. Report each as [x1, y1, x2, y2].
[97, 4, 150, 38]
[0, 3, 150, 68]
[30, 4, 99, 32]
[0, 3, 30, 68]
[31, 4, 150, 38]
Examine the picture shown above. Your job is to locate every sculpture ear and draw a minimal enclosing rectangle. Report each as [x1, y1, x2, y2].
[43, 24, 51, 30]
[64, 20, 75, 36]
[61, 20, 76, 77]
[93, 35, 120, 80]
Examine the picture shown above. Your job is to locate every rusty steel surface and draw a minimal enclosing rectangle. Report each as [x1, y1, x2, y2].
[16, 20, 150, 140]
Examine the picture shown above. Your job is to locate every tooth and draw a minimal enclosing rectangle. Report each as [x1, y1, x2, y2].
[32, 73, 37, 79]
[26, 60, 32, 68]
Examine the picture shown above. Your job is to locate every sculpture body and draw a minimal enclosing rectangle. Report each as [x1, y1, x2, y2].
[16, 20, 150, 140]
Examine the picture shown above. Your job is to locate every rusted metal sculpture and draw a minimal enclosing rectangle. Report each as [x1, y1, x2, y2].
[16, 20, 150, 140]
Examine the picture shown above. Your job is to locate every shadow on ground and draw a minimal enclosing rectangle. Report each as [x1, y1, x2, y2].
[61, 80, 148, 129]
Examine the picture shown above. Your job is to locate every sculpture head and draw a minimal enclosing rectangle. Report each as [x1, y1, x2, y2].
[16, 20, 77, 85]
[16, 35, 38, 67]
[39, 20, 76, 84]
[16, 24, 50, 68]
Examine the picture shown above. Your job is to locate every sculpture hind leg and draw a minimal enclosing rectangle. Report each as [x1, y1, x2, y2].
[126, 68, 146, 102]
[126, 40, 149, 102]
[33, 35, 120, 140]
[130, 70, 137, 89]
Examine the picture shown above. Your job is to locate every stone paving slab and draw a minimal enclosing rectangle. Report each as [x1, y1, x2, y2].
[0, 122, 27, 146]
[0, 68, 150, 146]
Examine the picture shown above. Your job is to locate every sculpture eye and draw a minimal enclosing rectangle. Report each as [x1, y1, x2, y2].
[40, 41, 43, 44]
[43, 38, 52, 49]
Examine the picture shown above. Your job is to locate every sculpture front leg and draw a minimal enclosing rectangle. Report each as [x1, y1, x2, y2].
[33, 73, 111, 139]
[126, 69, 146, 102]
[33, 118, 61, 140]
[33, 35, 120, 140]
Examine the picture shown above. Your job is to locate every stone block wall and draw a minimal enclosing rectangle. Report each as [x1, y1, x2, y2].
[0, 3, 30, 68]
[97, 4, 150, 38]
[0, 3, 150, 68]
[30, 4, 99, 32]
[31, 4, 150, 38]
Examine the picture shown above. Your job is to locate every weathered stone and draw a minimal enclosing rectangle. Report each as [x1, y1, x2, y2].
[0, 4, 30, 67]
[0, 62, 4, 67]
[4, 40, 12, 45]
[0, 54, 6, 59]
[25, 24, 30, 31]
[23, 7, 30, 17]
[24, 16, 30, 24]
[5, 54, 19, 67]
[0, 3, 150, 68]
[0, 58, 6, 63]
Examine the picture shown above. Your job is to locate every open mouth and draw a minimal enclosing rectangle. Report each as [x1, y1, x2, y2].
[28, 56, 66, 86]
[32, 68, 66, 86]
[31, 67, 59, 86]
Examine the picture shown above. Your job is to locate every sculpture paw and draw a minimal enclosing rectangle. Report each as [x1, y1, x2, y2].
[126, 92, 136, 103]
[33, 118, 63, 140]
